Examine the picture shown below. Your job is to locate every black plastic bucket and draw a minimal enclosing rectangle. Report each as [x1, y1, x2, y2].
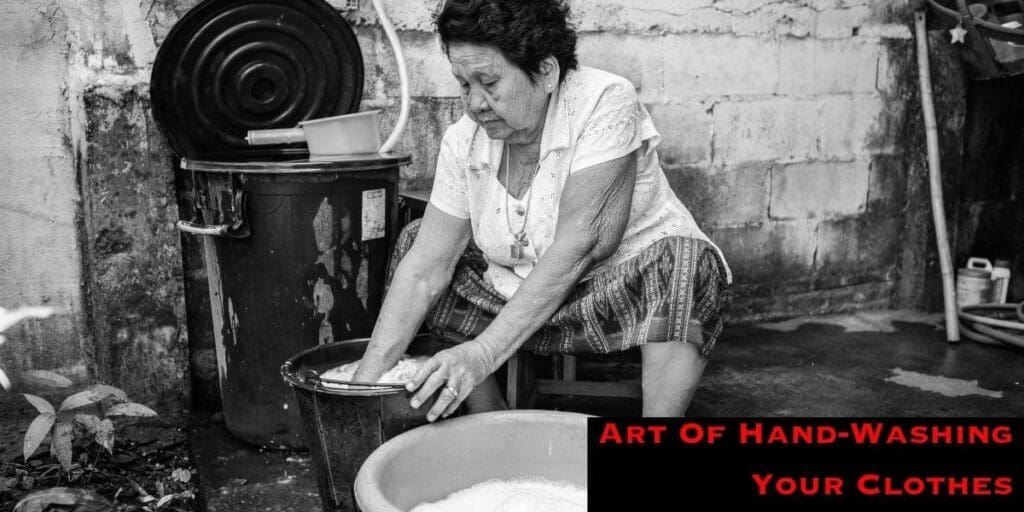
[281, 334, 461, 512]
[178, 154, 410, 449]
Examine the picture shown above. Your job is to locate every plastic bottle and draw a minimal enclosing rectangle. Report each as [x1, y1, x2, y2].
[957, 258, 994, 306]
[991, 259, 1012, 304]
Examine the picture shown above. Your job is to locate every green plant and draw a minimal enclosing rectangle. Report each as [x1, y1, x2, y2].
[22, 385, 157, 472]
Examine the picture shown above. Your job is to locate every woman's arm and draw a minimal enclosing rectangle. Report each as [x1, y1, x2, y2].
[352, 203, 471, 381]
[408, 148, 638, 419]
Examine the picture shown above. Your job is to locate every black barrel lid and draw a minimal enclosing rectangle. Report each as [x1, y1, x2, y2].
[151, 0, 364, 159]
[180, 152, 413, 173]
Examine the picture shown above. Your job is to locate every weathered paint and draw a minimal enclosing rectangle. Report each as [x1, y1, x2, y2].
[204, 238, 229, 383]
[313, 197, 337, 345]
[78, 87, 188, 409]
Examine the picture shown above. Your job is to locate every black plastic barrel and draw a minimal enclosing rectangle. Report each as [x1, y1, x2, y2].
[178, 153, 410, 448]
[281, 335, 460, 512]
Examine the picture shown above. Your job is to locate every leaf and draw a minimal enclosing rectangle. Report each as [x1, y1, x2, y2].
[170, 468, 191, 483]
[106, 403, 158, 417]
[96, 419, 115, 453]
[86, 384, 130, 403]
[0, 368, 10, 391]
[22, 394, 54, 415]
[23, 413, 55, 461]
[155, 495, 174, 509]
[12, 487, 111, 512]
[74, 414, 102, 434]
[50, 421, 73, 472]
[59, 390, 104, 412]
[21, 370, 72, 389]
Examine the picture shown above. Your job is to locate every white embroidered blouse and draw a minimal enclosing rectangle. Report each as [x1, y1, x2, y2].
[429, 66, 731, 299]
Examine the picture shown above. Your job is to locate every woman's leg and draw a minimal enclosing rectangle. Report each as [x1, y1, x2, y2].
[640, 325, 707, 417]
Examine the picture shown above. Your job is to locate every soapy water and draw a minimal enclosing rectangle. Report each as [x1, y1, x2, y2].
[320, 355, 430, 389]
[410, 477, 586, 512]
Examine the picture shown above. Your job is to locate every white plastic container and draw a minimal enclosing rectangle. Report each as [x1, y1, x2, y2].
[991, 259, 1012, 304]
[245, 110, 382, 156]
[956, 257, 994, 306]
[301, 110, 381, 155]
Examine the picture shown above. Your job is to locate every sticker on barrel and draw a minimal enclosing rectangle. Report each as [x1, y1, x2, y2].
[362, 188, 386, 241]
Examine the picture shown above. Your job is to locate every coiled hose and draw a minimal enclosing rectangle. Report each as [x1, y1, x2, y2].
[958, 303, 1024, 350]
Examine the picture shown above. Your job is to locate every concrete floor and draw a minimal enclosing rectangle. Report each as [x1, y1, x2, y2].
[7, 310, 1015, 509]
[189, 310, 1024, 511]
[696, 310, 1023, 417]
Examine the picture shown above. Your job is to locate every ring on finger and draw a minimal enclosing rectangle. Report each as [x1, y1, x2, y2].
[444, 384, 459, 396]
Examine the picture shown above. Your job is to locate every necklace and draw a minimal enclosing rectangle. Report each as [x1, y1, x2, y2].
[504, 143, 536, 259]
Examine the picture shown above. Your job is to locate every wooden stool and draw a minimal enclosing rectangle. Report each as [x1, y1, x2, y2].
[505, 351, 641, 409]
[503, 318, 679, 409]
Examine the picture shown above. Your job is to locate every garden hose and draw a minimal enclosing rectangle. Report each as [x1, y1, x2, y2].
[957, 303, 1024, 349]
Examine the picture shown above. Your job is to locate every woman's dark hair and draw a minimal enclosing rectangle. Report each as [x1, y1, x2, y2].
[436, 0, 579, 84]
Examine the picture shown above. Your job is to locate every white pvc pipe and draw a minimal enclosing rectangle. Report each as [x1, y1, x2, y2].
[915, 11, 960, 343]
[372, 0, 411, 154]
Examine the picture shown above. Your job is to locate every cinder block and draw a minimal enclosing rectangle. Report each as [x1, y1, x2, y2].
[573, 0, 812, 37]
[815, 5, 873, 39]
[380, 30, 459, 98]
[863, 92, 905, 155]
[378, 97, 464, 189]
[712, 99, 820, 165]
[866, 153, 906, 211]
[647, 102, 713, 166]
[663, 34, 779, 97]
[818, 94, 886, 159]
[708, 219, 818, 284]
[815, 211, 900, 280]
[858, 24, 914, 40]
[731, 3, 815, 38]
[577, 33, 663, 103]
[664, 161, 769, 227]
[778, 39, 893, 95]
[770, 160, 870, 220]
[353, 26, 380, 100]
[345, 0, 439, 32]
[571, 0, 702, 34]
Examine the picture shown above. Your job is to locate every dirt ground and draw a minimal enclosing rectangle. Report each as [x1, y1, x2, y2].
[0, 393, 198, 512]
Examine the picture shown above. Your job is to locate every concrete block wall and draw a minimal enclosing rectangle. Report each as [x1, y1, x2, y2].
[0, 0, 963, 408]
[348, 0, 920, 320]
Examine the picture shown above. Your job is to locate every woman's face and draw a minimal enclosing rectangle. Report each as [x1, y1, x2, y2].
[448, 43, 556, 144]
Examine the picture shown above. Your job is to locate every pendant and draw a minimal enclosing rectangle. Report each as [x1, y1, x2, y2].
[510, 233, 529, 259]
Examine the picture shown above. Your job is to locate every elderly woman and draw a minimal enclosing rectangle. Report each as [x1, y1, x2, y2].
[354, 0, 731, 419]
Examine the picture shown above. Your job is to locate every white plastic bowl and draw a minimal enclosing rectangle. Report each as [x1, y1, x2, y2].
[354, 410, 589, 512]
[300, 110, 381, 155]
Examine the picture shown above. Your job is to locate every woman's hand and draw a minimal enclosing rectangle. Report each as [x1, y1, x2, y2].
[406, 341, 499, 422]
[351, 358, 388, 384]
